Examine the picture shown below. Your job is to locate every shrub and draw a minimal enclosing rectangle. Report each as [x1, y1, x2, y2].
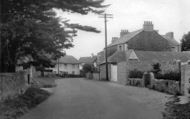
[151, 63, 161, 74]
[128, 69, 144, 78]
[155, 71, 180, 81]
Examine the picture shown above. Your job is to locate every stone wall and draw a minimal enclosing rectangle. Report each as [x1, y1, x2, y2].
[0, 71, 28, 100]
[93, 73, 99, 80]
[127, 78, 143, 87]
[126, 73, 180, 95]
[117, 62, 127, 85]
[150, 79, 180, 95]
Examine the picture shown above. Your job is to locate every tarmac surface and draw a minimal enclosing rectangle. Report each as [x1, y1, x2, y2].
[20, 78, 170, 119]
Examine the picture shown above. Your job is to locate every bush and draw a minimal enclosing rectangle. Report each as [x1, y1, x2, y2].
[1, 87, 50, 119]
[154, 71, 180, 81]
[128, 69, 144, 78]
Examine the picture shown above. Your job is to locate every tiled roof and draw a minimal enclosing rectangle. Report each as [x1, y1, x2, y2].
[108, 29, 143, 47]
[108, 29, 179, 50]
[133, 50, 190, 63]
[59, 55, 79, 64]
[108, 51, 126, 63]
[97, 51, 105, 65]
[162, 35, 179, 46]
[79, 56, 96, 64]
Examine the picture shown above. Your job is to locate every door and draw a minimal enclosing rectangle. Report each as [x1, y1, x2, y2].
[111, 64, 118, 82]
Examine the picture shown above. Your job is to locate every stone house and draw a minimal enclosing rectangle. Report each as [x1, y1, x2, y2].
[51, 55, 80, 75]
[97, 21, 186, 81]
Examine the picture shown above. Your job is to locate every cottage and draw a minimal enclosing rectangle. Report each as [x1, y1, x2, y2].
[51, 55, 80, 75]
[97, 21, 186, 82]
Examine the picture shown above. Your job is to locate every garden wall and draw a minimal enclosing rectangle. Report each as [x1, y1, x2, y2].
[0, 71, 28, 100]
[127, 78, 143, 87]
[126, 73, 180, 95]
[117, 62, 127, 85]
[150, 79, 180, 95]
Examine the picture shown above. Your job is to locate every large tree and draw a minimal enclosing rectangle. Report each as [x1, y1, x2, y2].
[0, 0, 107, 72]
[181, 31, 190, 51]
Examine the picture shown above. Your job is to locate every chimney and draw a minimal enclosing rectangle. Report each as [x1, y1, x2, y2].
[143, 21, 154, 31]
[112, 37, 119, 43]
[120, 30, 129, 37]
[165, 32, 174, 39]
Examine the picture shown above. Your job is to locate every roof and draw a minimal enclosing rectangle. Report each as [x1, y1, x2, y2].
[108, 51, 126, 63]
[108, 29, 143, 47]
[79, 56, 96, 64]
[59, 55, 79, 64]
[108, 29, 179, 50]
[130, 50, 190, 63]
[162, 35, 179, 46]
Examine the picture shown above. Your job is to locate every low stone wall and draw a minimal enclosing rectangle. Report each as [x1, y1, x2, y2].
[86, 73, 99, 80]
[127, 77, 180, 95]
[0, 71, 28, 100]
[127, 78, 144, 87]
[93, 73, 99, 80]
[150, 79, 180, 95]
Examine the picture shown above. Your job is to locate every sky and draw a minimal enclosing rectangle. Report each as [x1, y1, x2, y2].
[57, 0, 190, 59]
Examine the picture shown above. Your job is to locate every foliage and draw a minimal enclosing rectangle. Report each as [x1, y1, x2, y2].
[0, 87, 50, 119]
[128, 69, 144, 78]
[163, 96, 190, 119]
[154, 71, 181, 81]
[151, 62, 161, 74]
[0, 0, 107, 72]
[181, 31, 190, 51]
[82, 63, 95, 73]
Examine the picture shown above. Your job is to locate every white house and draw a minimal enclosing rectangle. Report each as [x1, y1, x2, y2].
[52, 55, 80, 75]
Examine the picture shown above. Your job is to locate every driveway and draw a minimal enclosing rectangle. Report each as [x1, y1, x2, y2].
[20, 78, 170, 119]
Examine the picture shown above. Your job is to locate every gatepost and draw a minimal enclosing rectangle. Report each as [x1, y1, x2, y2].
[181, 61, 190, 96]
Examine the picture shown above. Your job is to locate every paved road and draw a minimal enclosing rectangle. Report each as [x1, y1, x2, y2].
[20, 78, 169, 119]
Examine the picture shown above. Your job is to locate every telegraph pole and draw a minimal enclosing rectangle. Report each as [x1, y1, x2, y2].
[99, 13, 113, 81]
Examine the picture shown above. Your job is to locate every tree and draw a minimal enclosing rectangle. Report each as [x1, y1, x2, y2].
[181, 32, 190, 51]
[82, 64, 94, 73]
[151, 62, 161, 74]
[0, 0, 107, 72]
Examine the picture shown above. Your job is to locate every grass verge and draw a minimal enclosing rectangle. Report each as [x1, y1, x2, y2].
[163, 96, 190, 119]
[0, 87, 51, 119]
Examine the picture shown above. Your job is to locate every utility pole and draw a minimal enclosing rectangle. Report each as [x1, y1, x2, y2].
[99, 13, 113, 81]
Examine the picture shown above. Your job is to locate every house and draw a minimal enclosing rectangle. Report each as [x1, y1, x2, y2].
[97, 21, 185, 81]
[51, 55, 80, 75]
[106, 21, 180, 58]
[79, 56, 97, 70]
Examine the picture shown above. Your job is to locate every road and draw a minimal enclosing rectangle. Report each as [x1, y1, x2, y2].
[20, 78, 170, 119]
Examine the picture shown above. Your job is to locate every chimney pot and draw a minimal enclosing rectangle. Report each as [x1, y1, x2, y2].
[143, 21, 154, 31]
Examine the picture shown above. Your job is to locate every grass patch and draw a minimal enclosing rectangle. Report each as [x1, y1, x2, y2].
[0, 87, 51, 119]
[163, 96, 190, 119]
[32, 77, 57, 88]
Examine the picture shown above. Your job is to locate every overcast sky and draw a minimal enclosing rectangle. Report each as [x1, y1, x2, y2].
[57, 0, 190, 59]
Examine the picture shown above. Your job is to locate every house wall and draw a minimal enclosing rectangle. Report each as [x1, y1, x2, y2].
[52, 63, 80, 75]
[0, 71, 28, 100]
[117, 62, 127, 85]
[100, 63, 111, 80]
